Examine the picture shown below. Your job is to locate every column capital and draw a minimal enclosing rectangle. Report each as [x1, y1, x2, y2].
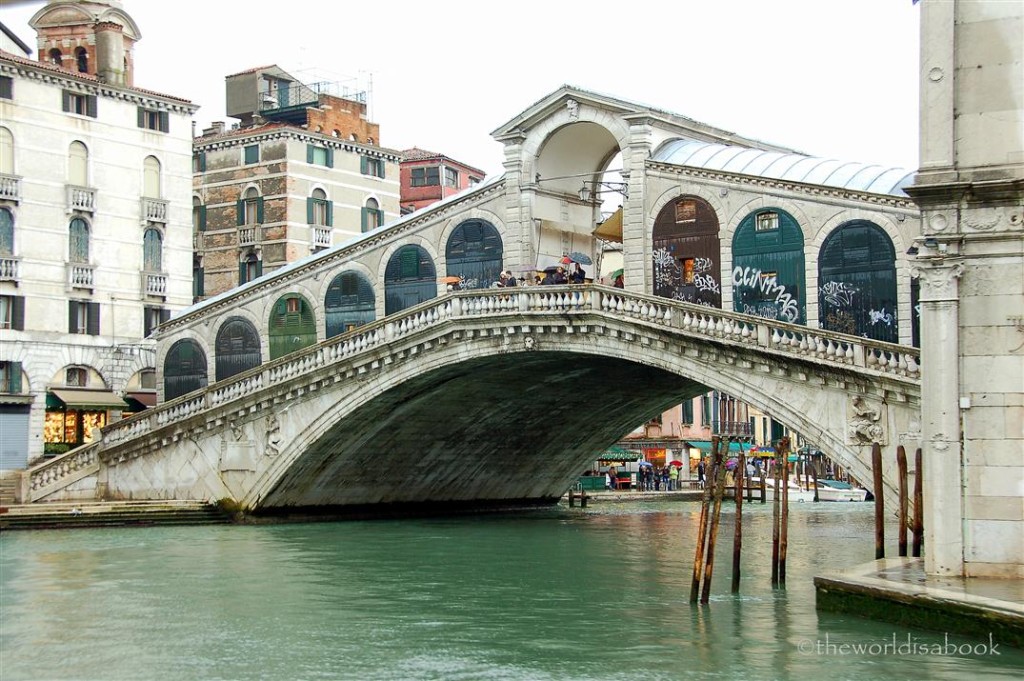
[911, 261, 964, 303]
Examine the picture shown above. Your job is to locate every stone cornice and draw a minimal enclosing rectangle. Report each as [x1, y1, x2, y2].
[0, 61, 197, 115]
[194, 128, 402, 162]
[647, 161, 917, 210]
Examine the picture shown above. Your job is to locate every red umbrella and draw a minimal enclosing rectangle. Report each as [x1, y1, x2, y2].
[559, 255, 573, 264]
[669, 460, 684, 467]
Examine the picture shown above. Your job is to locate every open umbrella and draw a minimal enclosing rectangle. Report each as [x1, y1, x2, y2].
[559, 255, 573, 264]
[607, 268, 623, 280]
[440, 275, 462, 284]
[567, 251, 593, 265]
[638, 461, 654, 468]
[668, 460, 684, 467]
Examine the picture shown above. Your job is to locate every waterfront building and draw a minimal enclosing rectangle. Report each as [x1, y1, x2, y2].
[399, 147, 486, 215]
[192, 65, 402, 301]
[0, 1, 196, 467]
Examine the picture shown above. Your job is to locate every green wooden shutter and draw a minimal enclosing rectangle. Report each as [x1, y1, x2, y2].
[62, 91, 72, 112]
[306, 197, 314, 224]
[137, 107, 145, 128]
[198, 205, 207, 231]
[255, 260, 262, 278]
[159, 111, 169, 133]
[236, 199, 244, 226]
[306, 145, 314, 164]
[0, 77, 12, 99]
[360, 156, 368, 175]
[360, 207, 368, 232]
[198, 152, 207, 172]
[256, 197, 265, 224]
[86, 302, 100, 335]
[238, 261, 246, 285]
[326, 201, 333, 227]
[376, 209, 384, 226]
[11, 295, 24, 331]
[68, 301, 77, 333]
[86, 95, 97, 118]
[377, 161, 385, 179]
[8, 361, 21, 392]
[326, 148, 334, 168]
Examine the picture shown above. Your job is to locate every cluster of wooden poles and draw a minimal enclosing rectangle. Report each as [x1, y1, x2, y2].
[873, 443, 924, 560]
[689, 437, 926, 605]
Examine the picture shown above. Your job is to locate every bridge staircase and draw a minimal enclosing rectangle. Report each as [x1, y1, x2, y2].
[0, 500, 233, 531]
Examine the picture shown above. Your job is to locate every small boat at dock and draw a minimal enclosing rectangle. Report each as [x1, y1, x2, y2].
[811, 479, 869, 502]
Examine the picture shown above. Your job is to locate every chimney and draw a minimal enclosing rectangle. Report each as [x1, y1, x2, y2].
[94, 21, 125, 86]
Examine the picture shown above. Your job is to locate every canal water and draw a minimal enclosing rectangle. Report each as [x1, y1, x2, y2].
[1, 501, 1020, 680]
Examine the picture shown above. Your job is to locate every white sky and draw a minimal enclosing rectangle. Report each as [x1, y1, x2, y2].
[1, 0, 921, 178]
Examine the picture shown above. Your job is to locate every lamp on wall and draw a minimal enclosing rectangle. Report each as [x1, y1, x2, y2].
[578, 180, 628, 202]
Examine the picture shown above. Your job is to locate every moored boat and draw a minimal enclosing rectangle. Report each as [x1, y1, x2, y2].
[748, 478, 817, 503]
[812, 479, 869, 502]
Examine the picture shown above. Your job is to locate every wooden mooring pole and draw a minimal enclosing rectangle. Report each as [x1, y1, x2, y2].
[912, 447, 924, 558]
[771, 442, 782, 586]
[689, 440, 717, 603]
[779, 438, 790, 585]
[732, 451, 745, 594]
[700, 440, 730, 604]
[872, 442, 885, 560]
[810, 457, 819, 502]
[897, 445, 908, 557]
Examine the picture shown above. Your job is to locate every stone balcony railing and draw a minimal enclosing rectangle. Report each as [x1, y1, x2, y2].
[312, 226, 332, 249]
[0, 173, 21, 202]
[67, 185, 96, 213]
[67, 262, 95, 289]
[27, 285, 923, 501]
[142, 271, 167, 297]
[238, 225, 260, 246]
[713, 420, 753, 438]
[0, 256, 19, 282]
[141, 197, 169, 223]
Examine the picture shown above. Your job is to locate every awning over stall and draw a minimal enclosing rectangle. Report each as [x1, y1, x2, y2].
[592, 207, 623, 242]
[683, 440, 750, 454]
[48, 389, 128, 410]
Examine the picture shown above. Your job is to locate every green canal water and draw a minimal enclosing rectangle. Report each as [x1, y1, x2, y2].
[1, 501, 1020, 680]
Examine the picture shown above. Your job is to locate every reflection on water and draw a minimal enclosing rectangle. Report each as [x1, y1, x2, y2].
[1, 502, 1020, 680]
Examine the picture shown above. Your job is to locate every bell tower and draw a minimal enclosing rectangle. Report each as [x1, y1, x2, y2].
[28, 1, 142, 87]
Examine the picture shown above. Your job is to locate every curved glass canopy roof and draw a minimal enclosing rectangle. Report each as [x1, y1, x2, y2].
[651, 139, 915, 197]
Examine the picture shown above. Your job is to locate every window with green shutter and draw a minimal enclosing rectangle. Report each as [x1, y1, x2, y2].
[307, 145, 332, 167]
[361, 156, 384, 178]
[0, 76, 12, 100]
[244, 144, 259, 164]
[0, 360, 21, 393]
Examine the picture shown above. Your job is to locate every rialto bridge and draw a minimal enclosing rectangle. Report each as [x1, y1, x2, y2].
[21, 85, 926, 512]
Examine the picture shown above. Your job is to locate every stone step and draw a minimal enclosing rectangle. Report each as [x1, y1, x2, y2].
[0, 503, 233, 531]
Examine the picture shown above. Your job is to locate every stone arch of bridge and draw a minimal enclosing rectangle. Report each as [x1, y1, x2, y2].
[243, 325, 889, 509]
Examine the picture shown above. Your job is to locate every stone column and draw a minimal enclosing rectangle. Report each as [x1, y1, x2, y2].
[912, 261, 964, 575]
[620, 116, 652, 294]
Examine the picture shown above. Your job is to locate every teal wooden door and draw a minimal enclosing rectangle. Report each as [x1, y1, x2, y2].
[269, 295, 317, 360]
[445, 220, 503, 289]
[731, 209, 805, 325]
[164, 339, 207, 400]
[325, 272, 375, 338]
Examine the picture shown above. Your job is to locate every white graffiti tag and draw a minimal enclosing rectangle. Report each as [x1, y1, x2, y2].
[693, 257, 713, 274]
[693, 273, 720, 294]
[732, 266, 800, 323]
[869, 308, 894, 326]
[820, 281, 857, 307]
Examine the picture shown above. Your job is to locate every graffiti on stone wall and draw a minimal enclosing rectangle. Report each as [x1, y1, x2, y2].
[732, 266, 800, 323]
[868, 308, 895, 327]
[820, 281, 857, 307]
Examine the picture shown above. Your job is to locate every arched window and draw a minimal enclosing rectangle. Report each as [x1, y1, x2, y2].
[163, 339, 208, 401]
[731, 208, 806, 324]
[818, 221, 898, 343]
[268, 295, 317, 359]
[325, 271, 375, 338]
[445, 220, 503, 289]
[309, 188, 330, 226]
[68, 141, 88, 186]
[69, 218, 89, 263]
[651, 196, 721, 308]
[0, 127, 13, 175]
[215, 317, 261, 381]
[239, 186, 262, 225]
[143, 156, 161, 198]
[239, 251, 261, 285]
[362, 197, 382, 232]
[384, 245, 436, 315]
[0, 208, 13, 256]
[143, 228, 162, 271]
[75, 47, 88, 73]
[48, 48, 62, 66]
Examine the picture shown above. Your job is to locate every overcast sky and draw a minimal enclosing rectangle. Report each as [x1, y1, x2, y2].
[1, 0, 921, 178]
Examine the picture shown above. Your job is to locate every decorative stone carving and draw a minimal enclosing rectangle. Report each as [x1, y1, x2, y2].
[899, 415, 922, 445]
[848, 395, 886, 445]
[962, 207, 1001, 232]
[566, 99, 579, 121]
[928, 213, 950, 233]
[524, 335, 536, 350]
[911, 262, 963, 302]
[265, 413, 282, 457]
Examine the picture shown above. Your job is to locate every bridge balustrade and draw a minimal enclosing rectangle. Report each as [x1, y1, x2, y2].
[24, 285, 921, 502]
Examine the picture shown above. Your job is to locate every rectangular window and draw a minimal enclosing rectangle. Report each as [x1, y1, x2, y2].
[308, 198, 330, 226]
[681, 258, 695, 285]
[0, 294, 24, 330]
[244, 144, 260, 165]
[0, 76, 12, 100]
[68, 300, 99, 335]
[700, 394, 711, 427]
[137, 107, 169, 132]
[0, 360, 22, 393]
[307, 145, 333, 168]
[62, 90, 97, 118]
[361, 156, 384, 178]
[411, 166, 439, 187]
[676, 200, 697, 223]
[682, 399, 694, 425]
[756, 211, 779, 232]
[143, 306, 169, 337]
[443, 167, 459, 188]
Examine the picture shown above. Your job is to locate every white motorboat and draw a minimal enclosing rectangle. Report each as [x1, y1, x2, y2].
[747, 478, 817, 503]
[812, 479, 869, 502]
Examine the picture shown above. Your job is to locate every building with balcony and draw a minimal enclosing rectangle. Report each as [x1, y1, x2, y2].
[192, 65, 402, 300]
[0, 2, 196, 468]
[399, 147, 486, 215]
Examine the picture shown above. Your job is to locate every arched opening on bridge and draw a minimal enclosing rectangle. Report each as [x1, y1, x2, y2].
[651, 196, 721, 307]
[384, 245, 436, 315]
[269, 294, 317, 360]
[731, 208, 806, 325]
[818, 220, 898, 343]
[325, 271, 376, 338]
[215, 316, 262, 381]
[163, 339, 208, 401]
[445, 219, 503, 289]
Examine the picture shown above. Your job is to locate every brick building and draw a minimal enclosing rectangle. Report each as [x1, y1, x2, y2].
[399, 147, 485, 215]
